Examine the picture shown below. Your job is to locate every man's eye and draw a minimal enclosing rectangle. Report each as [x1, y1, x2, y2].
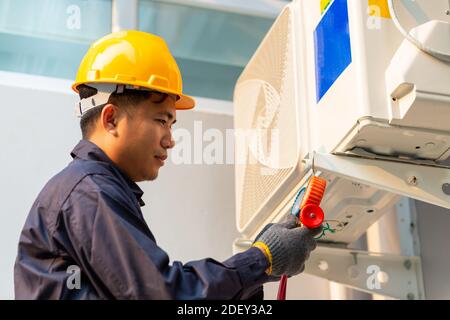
[157, 119, 167, 125]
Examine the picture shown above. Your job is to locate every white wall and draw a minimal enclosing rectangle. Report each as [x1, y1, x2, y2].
[0, 71, 331, 300]
[0, 73, 79, 299]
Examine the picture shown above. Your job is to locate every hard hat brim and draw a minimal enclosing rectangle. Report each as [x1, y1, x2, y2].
[175, 93, 196, 110]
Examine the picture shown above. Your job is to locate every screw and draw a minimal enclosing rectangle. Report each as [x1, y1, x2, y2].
[377, 271, 389, 284]
[407, 176, 418, 186]
[347, 265, 359, 279]
[318, 260, 329, 271]
[404, 260, 412, 270]
[442, 183, 450, 195]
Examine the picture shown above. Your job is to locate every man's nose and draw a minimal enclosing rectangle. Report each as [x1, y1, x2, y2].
[161, 135, 175, 149]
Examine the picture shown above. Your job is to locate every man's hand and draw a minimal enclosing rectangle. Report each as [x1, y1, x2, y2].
[252, 215, 322, 277]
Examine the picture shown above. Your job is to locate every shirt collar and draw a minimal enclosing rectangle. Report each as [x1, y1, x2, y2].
[71, 140, 145, 207]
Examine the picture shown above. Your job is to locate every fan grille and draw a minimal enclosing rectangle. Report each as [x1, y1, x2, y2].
[234, 6, 301, 232]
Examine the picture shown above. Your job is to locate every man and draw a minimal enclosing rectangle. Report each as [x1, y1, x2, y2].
[14, 30, 321, 299]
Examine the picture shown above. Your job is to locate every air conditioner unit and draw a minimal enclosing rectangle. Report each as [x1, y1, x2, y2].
[233, 0, 450, 244]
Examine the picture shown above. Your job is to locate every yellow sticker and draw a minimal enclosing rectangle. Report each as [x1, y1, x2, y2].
[368, 0, 391, 18]
[320, 0, 333, 14]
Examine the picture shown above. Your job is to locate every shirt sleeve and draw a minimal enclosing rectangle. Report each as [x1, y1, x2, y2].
[60, 175, 271, 299]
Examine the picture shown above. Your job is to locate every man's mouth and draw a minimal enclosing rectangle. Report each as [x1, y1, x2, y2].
[155, 155, 167, 165]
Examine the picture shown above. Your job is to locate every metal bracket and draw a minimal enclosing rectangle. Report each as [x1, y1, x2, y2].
[312, 152, 450, 209]
[305, 245, 424, 300]
[232, 238, 424, 299]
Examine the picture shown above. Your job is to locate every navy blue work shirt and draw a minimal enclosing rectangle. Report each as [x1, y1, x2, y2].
[14, 140, 271, 299]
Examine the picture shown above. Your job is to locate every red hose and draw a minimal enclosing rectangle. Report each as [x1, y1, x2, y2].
[277, 275, 288, 300]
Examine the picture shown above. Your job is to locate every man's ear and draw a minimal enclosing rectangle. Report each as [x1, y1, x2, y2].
[100, 103, 121, 136]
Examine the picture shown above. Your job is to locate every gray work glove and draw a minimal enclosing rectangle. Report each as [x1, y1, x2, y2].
[252, 215, 322, 277]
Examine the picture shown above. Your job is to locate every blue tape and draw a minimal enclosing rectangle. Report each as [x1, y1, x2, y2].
[314, 0, 352, 102]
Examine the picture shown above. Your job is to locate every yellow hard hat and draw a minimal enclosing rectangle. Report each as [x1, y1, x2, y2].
[72, 30, 195, 110]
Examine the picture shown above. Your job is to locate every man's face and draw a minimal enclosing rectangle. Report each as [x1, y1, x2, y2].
[115, 94, 177, 182]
